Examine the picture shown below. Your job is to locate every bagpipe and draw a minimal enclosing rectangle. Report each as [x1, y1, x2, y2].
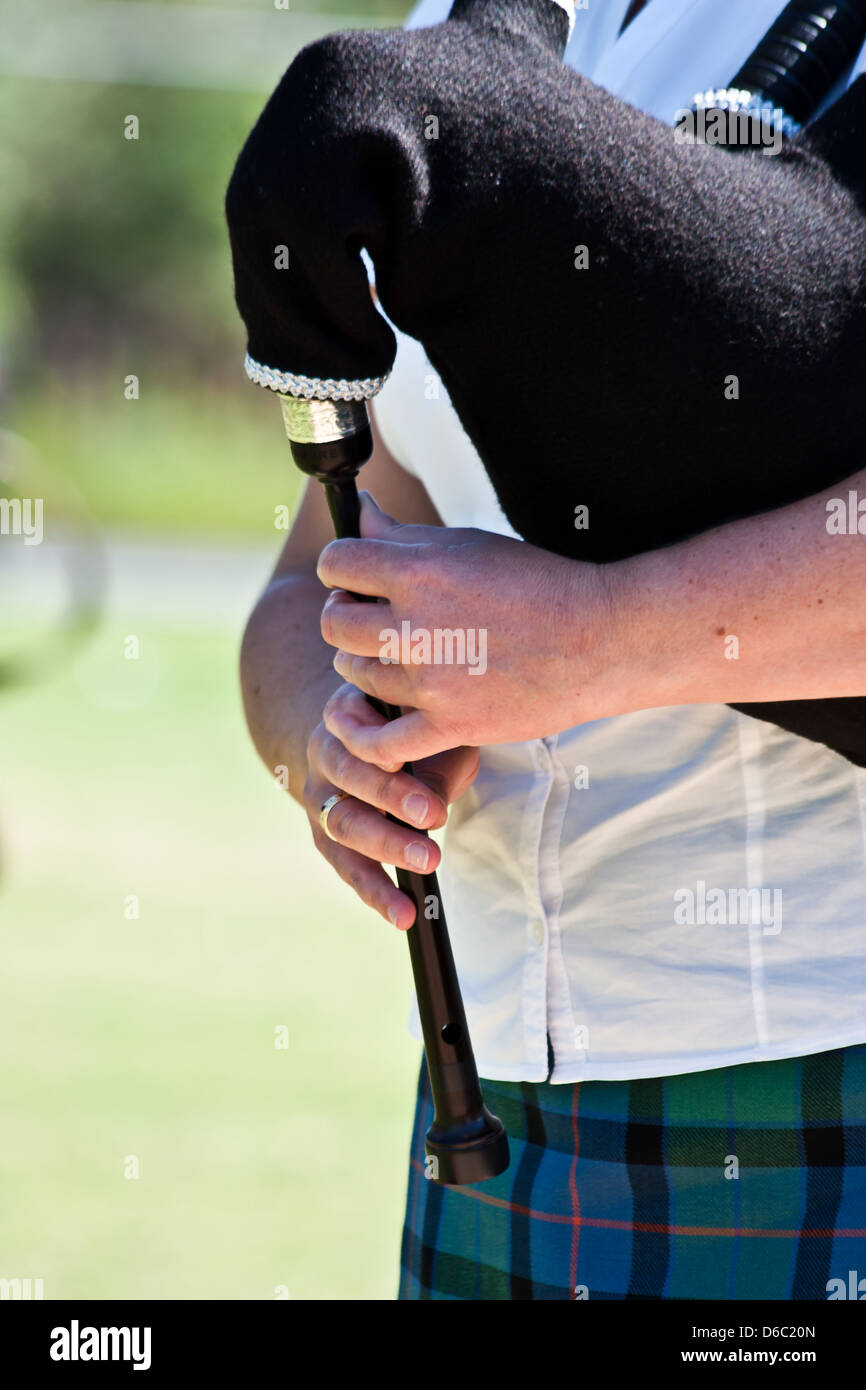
[226, 0, 866, 1182]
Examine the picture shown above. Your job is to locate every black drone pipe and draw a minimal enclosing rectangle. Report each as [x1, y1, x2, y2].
[732, 0, 866, 126]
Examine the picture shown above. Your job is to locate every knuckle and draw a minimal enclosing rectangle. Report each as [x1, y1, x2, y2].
[369, 736, 393, 769]
[346, 865, 366, 895]
[374, 769, 397, 808]
[330, 741, 354, 788]
[434, 708, 461, 741]
[346, 865, 376, 910]
[330, 799, 358, 843]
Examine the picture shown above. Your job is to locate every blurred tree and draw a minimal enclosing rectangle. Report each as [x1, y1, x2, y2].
[0, 79, 265, 381]
[0, 2, 407, 386]
[0, 3, 409, 534]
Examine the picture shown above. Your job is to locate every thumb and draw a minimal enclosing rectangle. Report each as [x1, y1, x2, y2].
[358, 490, 399, 539]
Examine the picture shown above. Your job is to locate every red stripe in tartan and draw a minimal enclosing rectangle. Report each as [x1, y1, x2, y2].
[410, 1158, 866, 1237]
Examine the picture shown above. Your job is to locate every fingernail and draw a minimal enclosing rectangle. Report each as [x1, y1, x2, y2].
[388, 906, 400, 927]
[402, 793, 429, 826]
[405, 842, 429, 871]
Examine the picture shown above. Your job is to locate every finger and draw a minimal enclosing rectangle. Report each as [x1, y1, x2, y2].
[315, 729, 448, 829]
[317, 536, 423, 598]
[321, 683, 400, 771]
[322, 681, 389, 731]
[331, 651, 416, 707]
[320, 589, 397, 656]
[314, 832, 416, 930]
[322, 688, 478, 802]
[317, 791, 442, 878]
[414, 745, 481, 805]
[327, 707, 450, 768]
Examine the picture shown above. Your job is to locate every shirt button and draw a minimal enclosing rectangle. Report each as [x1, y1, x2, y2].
[530, 917, 545, 946]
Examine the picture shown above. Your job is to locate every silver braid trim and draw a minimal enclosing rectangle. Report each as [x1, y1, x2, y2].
[692, 88, 802, 139]
[244, 353, 389, 401]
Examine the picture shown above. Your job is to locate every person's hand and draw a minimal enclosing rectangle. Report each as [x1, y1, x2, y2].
[303, 681, 480, 929]
[318, 492, 616, 767]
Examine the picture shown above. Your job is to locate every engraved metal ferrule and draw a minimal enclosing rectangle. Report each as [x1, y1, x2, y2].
[278, 394, 371, 446]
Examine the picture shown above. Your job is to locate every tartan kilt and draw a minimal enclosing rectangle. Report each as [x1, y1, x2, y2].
[398, 1045, 866, 1300]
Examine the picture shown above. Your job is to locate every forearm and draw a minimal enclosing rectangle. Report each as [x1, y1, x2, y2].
[607, 468, 866, 714]
[240, 568, 342, 801]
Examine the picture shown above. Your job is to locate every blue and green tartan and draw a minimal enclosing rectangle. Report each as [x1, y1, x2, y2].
[399, 1045, 866, 1300]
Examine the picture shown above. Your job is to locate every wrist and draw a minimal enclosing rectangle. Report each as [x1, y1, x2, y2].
[593, 546, 690, 719]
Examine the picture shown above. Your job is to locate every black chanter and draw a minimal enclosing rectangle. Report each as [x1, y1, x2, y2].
[226, 0, 866, 1179]
[278, 391, 508, 1186]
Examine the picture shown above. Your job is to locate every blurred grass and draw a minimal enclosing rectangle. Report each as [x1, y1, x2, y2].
[0, 611, 420, 1299]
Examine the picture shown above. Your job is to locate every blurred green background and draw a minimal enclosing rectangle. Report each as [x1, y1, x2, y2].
[0, 0, 423, 1300]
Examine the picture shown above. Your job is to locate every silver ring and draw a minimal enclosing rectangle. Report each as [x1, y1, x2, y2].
[319, 791, 349, 841]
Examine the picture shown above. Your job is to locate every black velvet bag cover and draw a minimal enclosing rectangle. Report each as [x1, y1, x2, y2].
[226, 0, 866, 765]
